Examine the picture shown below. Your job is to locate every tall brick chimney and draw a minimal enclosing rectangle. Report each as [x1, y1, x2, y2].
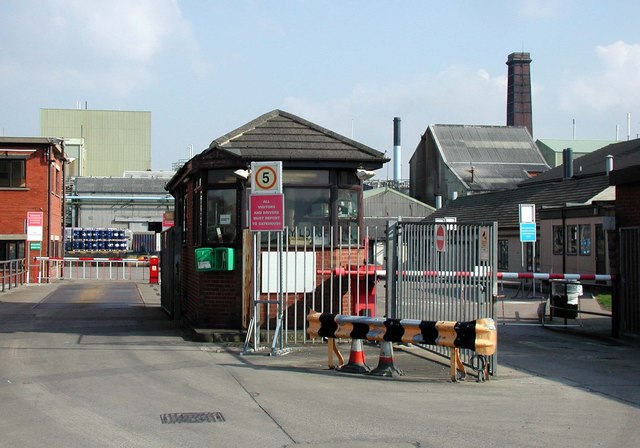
[506, 52, 533, 136]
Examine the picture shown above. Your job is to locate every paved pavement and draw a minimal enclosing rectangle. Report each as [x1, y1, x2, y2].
[1, 280, 639, 447]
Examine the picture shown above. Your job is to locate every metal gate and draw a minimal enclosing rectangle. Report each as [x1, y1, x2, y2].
[386, 221, 498, 373]
[620, 227, 640, 336]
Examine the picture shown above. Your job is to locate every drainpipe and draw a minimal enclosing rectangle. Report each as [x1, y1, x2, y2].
[47, 145, 52, 259]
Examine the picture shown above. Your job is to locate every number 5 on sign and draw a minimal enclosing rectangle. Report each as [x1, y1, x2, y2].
[251, 161, 282, 195]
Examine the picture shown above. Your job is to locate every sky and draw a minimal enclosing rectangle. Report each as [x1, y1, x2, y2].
[1, 0, 640, 178]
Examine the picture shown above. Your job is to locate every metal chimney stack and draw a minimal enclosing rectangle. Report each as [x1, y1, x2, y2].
[606, 155, 614, 175]
[393, 117, 401, 182]
[563, 148, 574, 180]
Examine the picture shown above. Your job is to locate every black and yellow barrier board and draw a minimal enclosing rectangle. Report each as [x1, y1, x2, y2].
[307, 311, 497, 356]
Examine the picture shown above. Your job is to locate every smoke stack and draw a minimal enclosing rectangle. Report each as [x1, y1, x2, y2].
[563, 148, 574, 180]
[506, 52, 533, 136]
[393, 117, 401, 181]
[606, 155, 614, 175]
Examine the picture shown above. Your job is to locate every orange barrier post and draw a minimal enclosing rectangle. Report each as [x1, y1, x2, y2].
[327, 338, 345, 370]
[450, 348, 466, 382]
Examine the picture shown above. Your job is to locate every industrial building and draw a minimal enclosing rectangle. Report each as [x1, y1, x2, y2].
[65, 171, 175, 254]
[40, 108, 151, 177]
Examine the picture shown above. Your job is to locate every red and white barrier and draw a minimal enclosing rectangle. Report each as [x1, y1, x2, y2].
[497, 272, 614, 281]
[323, 267, 615, 282]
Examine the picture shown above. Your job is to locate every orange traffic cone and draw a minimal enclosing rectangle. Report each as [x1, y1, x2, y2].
[369, 340, 404, 377]
[337, 339, 370, 374]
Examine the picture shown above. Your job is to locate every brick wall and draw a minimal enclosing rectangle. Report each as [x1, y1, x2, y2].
[616, 183, 640, 227]
[178, 178, 243, 329]
[1, 146, 64, 274]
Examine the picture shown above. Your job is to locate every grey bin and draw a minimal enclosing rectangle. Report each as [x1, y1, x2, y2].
[549, 280, 582, 319]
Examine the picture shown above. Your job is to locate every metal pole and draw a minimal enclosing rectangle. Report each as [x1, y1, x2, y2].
[386, 220, 397, 318]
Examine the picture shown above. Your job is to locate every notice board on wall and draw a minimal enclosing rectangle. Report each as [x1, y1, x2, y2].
[260, 252, 316, 293]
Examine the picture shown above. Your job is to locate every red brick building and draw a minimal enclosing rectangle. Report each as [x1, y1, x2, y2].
[0, 137, 67, 280]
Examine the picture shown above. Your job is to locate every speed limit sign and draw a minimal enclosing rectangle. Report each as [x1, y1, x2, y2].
[251, 161, 282, 194]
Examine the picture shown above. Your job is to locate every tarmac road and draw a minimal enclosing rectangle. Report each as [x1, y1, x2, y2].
[1, 281, 639, 447]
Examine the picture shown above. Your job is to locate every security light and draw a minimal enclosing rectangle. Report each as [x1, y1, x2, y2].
[356, 169, 375, 180]
[233, 169, 250, 180]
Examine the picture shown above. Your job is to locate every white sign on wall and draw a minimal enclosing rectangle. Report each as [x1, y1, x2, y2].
[27, 211, 43, 242]
[261, 252, 316, 293]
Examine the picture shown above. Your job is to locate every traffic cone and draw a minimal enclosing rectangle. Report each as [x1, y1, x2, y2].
[369, 340, 404, 377]
[336, 339, 370, 374]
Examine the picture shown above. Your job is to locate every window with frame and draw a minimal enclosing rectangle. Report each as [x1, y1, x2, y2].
[498, 239, 509, 270]
[281, 170, 331, 245]
[0, 159, 26, 188]
[284, 187, 331, 245]
[193, 177, 202, 246]
[566, 224, 578, 255]
[579, 224, 591, 256]
[553, 225, 564, 255]
[256, 169, 362, 246]
[337, 188, 360, 244]
[206, 189, 237, 243]
[205, 170, 238, 244]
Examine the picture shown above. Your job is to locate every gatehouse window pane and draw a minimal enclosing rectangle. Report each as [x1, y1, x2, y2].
[206, 189, 237, 244]
[579, 224, 591, 256]
[566, 225, 578, 255]
[284, 188, 330, 244]
[283, 170, 329, 185]
[553, 225, 564, 255]
[338, 188, 360, 244]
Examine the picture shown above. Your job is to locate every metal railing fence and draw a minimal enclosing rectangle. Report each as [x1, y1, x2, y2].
[1, 258, 27, 292]
[35, 257, 151, 283]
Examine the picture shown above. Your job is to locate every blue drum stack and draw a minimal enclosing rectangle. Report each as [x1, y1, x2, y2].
[65, 227, 128, 254]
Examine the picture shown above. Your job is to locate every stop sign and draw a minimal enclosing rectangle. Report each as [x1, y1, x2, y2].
[435, 224, 446, 252]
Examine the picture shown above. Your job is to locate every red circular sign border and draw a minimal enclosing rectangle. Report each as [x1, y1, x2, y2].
[255, 166, 278, 190]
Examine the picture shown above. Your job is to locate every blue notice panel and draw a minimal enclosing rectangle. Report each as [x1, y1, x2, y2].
[520, 222, 537, 242]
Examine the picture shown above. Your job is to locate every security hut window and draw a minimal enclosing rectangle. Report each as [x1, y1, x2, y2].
[566, 224, 578, 255]
[552, 225, 564, 255]
[205, 170, 238, 244]
[283, 170, 331, 245]
[579, 224, 591, 256]
[0, 159, 26, 188]
[281, 170, 362, 246]
[337, 188, 360, 244]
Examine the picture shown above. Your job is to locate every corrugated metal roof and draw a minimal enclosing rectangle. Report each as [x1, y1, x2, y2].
[75, 177, 168, 195]
[430, 124, 549, 190]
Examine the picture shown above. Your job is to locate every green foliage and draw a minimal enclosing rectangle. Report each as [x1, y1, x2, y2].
[596, 293, 612, 311]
